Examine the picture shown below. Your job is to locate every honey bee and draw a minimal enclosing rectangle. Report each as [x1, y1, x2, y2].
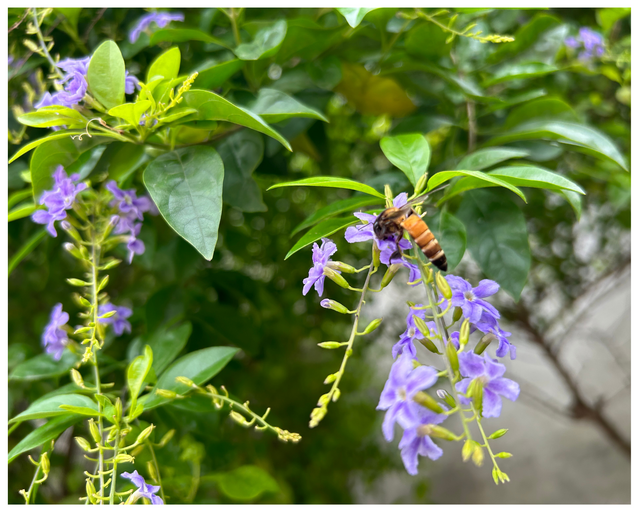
[372, 196, 447, 271]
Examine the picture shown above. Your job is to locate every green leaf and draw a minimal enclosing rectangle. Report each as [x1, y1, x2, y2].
[268, 177, 385, 199]
[457, 147, 530, 171]
[235, 20, 287, 60]
[149, 28, 231, 48]
[248, 89, 328, 123]
[217, 130, 267, 212]
[134, 323, 192, 376]
[214, 466, 280, 501]
[94, 142, 147, 183]
[380, 133, 431, 187]
[428, 170, 527, 203]
[9, 395, 98, 424]
[291, 196, 383, 236]
[58, 405, 103, 417]
[456, 189, 531, 299]
[157, 107, 198, 126]
[441, 165, 585, 202]
[144, 146, 225, 260]
[336, 8, 377, 28]
[596, 8, 630, 34]
[559, 189, 582, 220]
[423, 211, 467, 272]
[108, 100, 152, 127]
[8, 189, 33, 210]
[8, 414, 83, 464]
[487, 120, 628, 171]
[483, 62, 558, 87]
[18, 106, 87, 128]
[146, 47, 181, 82]
[87, 40, 126, 109]
[9, 228, 46, 276]
[10, 351, 80, 381]
[285, 216, 358, 260]
[127, 345, 153, 413]
[181, 89, 291, 150]
[139, 346, 239, 410]
[8, 131, 85, 163]
[503, 98, 578, 130]
[8, 203, 37, 222]
[192, 59, 244, 90]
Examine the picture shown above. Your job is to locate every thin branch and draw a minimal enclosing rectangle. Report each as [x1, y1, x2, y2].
[82, 8, 106, 44]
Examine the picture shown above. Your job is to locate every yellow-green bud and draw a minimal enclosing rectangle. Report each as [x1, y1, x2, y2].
[372, 244, 381, 269]
[461, 439, 475, 462]
[413, 315, 431, 338]
[136, 424, 155, 444]
[98, 309, 117, 319]
[414, 173, 428, 195]
[158, 429, 175, 448]
[488, 428, 508, 440]
[452, 307, 463, 322]
[423, 424, 458, 441]
[323, 267, 350, 289]
[332, 388, 341, 402]
[155, 388, 179, 399]
[114, 398, 122, 422]
[88, 419, 101, 443]
[318, 341, 344, 349]
[147, 460, 159, 483]
[459, 319, 470, 347]
[435, 272, 452, 299]
[474, 333, 496, 355]
[326, 261, 356, 273]
[70, 368, 85, 388]
[468, 378, 484, 414]
[320, 299, 350, 314]
[317, 393, 331, 406]
[413, 391, 444, 413]
[446, 340, 459, 373]
[63, 243, 85, 260]
[472, 444, 485, 466]
[75, 436, 92, 452]
[380, 264, 402, 288]
[230, 411, 250, 426]
[361, 318, 382, 335]
[419, 337, 441, 354]
[114, 453, 135, 464]
[176, 376, 196, 388]
[97, 275, 109, 292]
[495, 452, 513, 459]
[86, 479, 97, 504]
[324, 373, 338, 384]
[423, 264, 433, 283]
[436, 389, 456, 409]
[40, 452, 50, 474]
[67, 278, 91, 287]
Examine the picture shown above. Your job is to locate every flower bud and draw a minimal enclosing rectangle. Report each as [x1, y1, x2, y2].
[175, 376, 196, 388]
[474, 333, 496, 355]
[70, 368, 85, 388]
[461, 439, 475, 462]
[230, 411, 250, 426]
[452, 307, 463, 322]
[158, 429, 175, 448]
[332, 388, 341, 402]
[75, 436, 92, 451]
[320, 299, 350, 314]
[426, 424, 458, 441]
[459, 319, 470, 347]
[372, 244, 381, 269]
[155, 388, 179, 399]
[468, 378, 484, 414]
[422, 264, 433, 283]
[318, 341, 344, 349]
[114, 398, 122, 422]
[98, 310, 116, 319]
[67, 278, 91, 287]
[414, 173, 428, 195]
[61, 221, 82, 241]
[380, 263, 402, 288]
[88, 419, 101, 443]
[101, 258, 122, 270]
[86, 479, 97, 504]
[64, 243, 85, 261]
[413, 316, 432, 338]
[361, 318, 382, 335]
[40, 451, 50, 475]
[488, 428, 508, 440]
[413, 391, 444, 413]
[435, 272, 452, 299]
[136, 424, 155, 444]
[419, 337, 441, 354]
[436, 389, 456, 409]
[495, 452, 513, 459]
[146, 460, 159, 483]
[114, 453, 135, 464]
[326, 261, 356, 273]
[472, 444, 485, 466]
[446, 341, 459, 373]
[97, 275, 109, 292]
[322, 267, 350, 289]
[323, 373, 337, 384]
[317, 393, 331, 406]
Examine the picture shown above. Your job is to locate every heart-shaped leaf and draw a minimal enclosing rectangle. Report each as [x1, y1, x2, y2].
[380, 133, 431, 187]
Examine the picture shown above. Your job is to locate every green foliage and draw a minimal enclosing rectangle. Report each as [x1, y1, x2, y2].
[86, 40, 126, 109]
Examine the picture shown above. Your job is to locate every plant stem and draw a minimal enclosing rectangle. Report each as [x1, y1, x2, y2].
[23, 461, 42, 504]
[30, 8, 63, 79]
[108, 430, 120, 504]
[471, 402, 503, 476]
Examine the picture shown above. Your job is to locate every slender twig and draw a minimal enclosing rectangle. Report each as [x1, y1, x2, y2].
[82, 8, 107, 43]
[9, 8, 30, 32]
[30, 8, 63, 79]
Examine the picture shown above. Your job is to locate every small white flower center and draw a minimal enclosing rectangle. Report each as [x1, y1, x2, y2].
[398, 387, 407, 401]
[417, 424, 434, 437]
[408, 327, 416, 338]
[464, 291, 475, 301]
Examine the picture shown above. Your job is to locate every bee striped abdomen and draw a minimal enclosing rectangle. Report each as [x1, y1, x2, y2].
[401, 214, 448, 271]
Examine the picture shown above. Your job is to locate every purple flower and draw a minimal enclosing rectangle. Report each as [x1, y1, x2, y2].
[121, 470, 163, 505]
[129, 11, 185, 43]
[565, 27, 605, 60]
[475, 311, 516, 360]
[106, 180, 154, 221]
[455, 351, 519, 418]
[98, 303, 133, 336]
[399, 407, 446, 475]
[126, 223, 146, 264]
[125, 71, 141, 95]
[302, 238, 338, 297]
[42, 303, 69, 360]
[377, 351, 438, 441]
[31, 166, 87, 236]
[392, 306, 438, 359]
[444, 275, 500, 324]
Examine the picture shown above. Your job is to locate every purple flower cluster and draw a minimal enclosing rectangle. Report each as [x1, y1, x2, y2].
[129, 11, 185, 43]
[302, 238, 338, 296]
[42, 303, 69, 360]
[32, 165, 87, 237]
[565, 27, 605, 60]
[392, 306, 437, 359]
[106, 181, 156, 264]
[345, 193, 420, 284]
[121, 470, 163, 504]
[98, 303, 133, 336]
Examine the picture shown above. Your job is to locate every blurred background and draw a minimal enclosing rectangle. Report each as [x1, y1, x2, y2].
[8, 7, 630, 503]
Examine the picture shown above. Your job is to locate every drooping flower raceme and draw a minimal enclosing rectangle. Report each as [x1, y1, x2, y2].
[455, 351, 520, 418]
[565, 27, 605, 60]
[302, 238, 339, 297]
[98, 303, 133, 336]
[444, 275, 500, 323]
[31, 165, 87, 236]
[121, 470, 163, 505]
[129, 11, 185, 43]
[399, 406, 447, 475]
[377, 351, 438, 441]
[42, 303, 70, 360]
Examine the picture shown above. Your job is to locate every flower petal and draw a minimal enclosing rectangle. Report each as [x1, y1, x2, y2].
[481, 388, 502, 418]
[473, 279, 499, 298]
[487, 377, 520, 402]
